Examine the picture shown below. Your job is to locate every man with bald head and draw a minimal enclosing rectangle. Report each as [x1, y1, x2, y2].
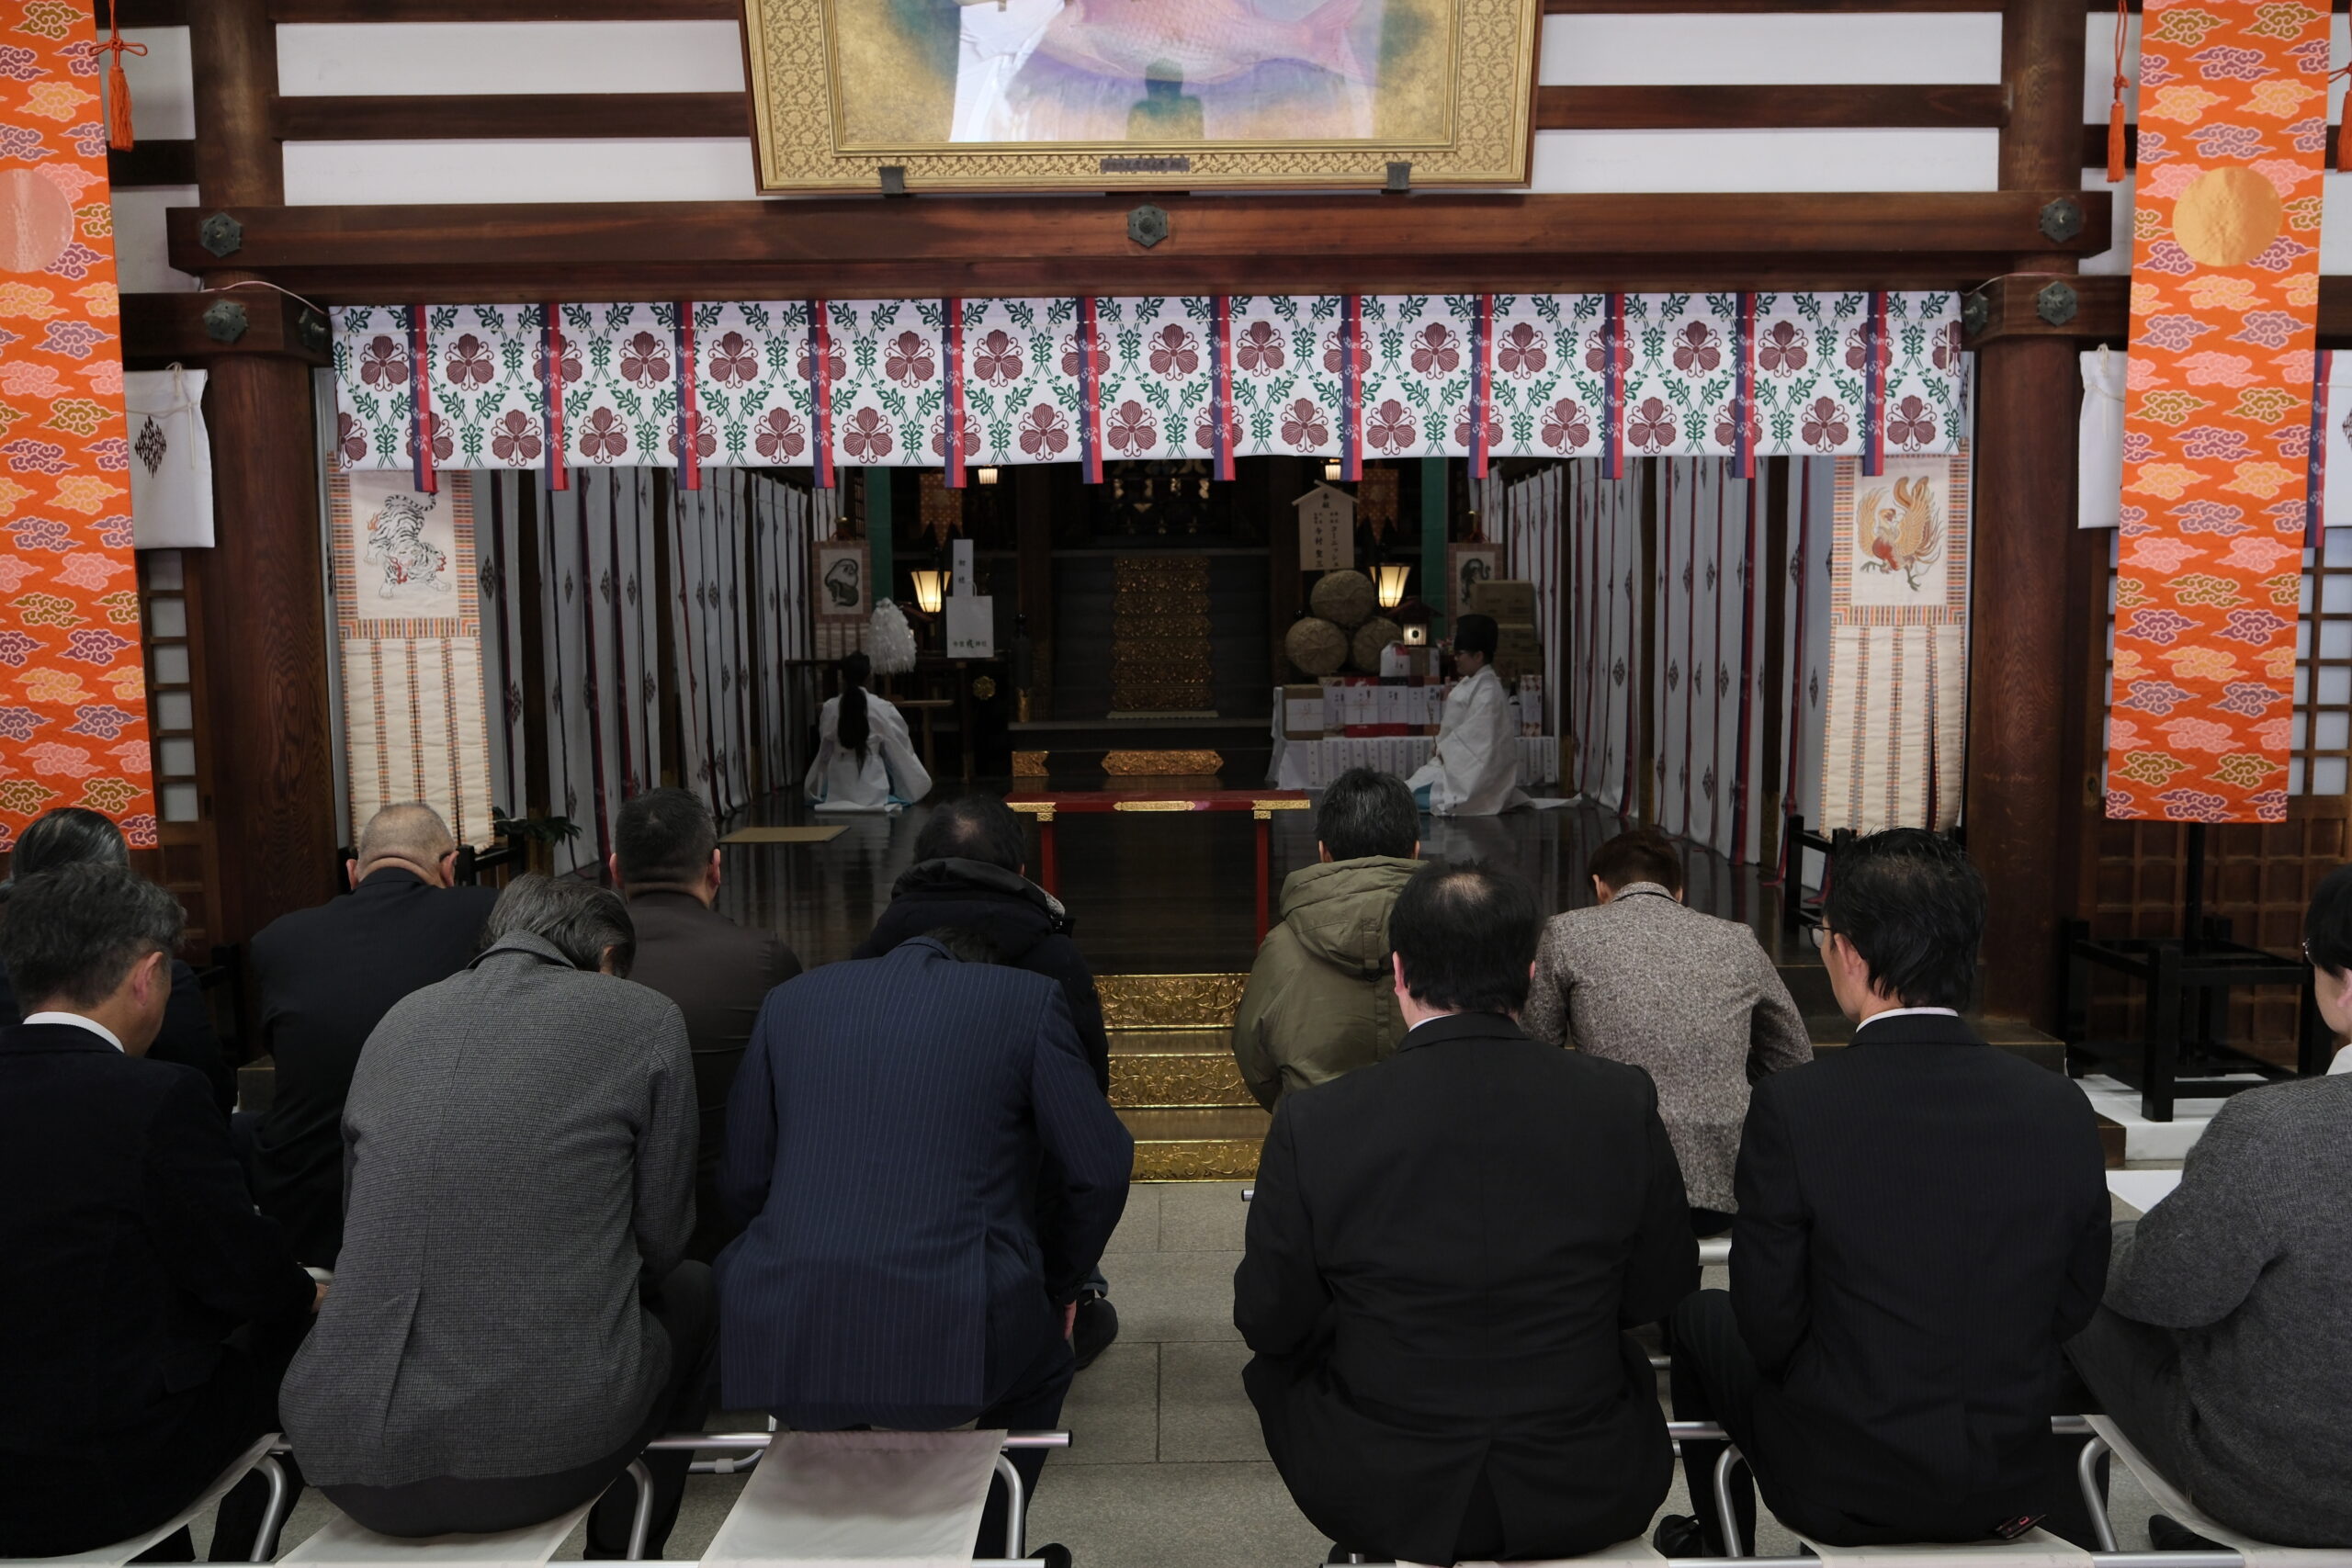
[249, 803, 499, 1266]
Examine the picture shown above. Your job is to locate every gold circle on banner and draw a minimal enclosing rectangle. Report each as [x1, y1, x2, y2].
[0, 169, 74, 275]
[2171, 167, 2285, 268]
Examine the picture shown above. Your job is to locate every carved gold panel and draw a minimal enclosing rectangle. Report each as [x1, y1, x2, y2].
[1104, 750, 1225, 776]
[741, 0, 1542, 194]
[1110, 1053, 1256, 1108]
[1098, 971, 1249, 1028]
[1132, 1139, 1262, 1182]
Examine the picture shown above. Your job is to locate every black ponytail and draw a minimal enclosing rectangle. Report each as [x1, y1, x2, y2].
[839, 651, 872, 761]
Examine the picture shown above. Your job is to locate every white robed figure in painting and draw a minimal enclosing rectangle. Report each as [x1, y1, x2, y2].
[804, 651, 933, 814]
[1406, 613, 1529, 817]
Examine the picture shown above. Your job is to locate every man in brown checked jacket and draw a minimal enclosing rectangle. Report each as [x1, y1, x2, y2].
[1521, 826, 1812, 1235]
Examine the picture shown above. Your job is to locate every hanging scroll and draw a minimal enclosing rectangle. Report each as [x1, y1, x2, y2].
[2105, 0, 2327, 824]
[1819, 449, 1971, 834]
[0, 5, 155, 849]
[336, 293, 1968, 478]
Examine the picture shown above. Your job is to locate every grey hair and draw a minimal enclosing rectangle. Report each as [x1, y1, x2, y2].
[484, 873, 637, 976]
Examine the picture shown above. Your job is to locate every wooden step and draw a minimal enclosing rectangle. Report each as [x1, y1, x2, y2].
[1119, 1105, 1271, 1182]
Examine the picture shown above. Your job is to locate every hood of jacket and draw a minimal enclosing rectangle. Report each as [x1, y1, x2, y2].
[861, 857, 1070, 964]
[1276, 856, 1419, 976]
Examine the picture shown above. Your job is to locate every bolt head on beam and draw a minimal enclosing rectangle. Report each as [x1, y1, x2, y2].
[202, 299, 250, 344]
[198, 211, 244, 258]
[1962, 291, 1992, 339]
[297, 308, 329, 354]
[1126, 204, 1170, 250]
[2038, 197, 2084, 245]
[2035, 282, 2079, 328]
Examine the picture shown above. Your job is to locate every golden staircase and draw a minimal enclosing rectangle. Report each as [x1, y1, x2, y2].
[1099, 973, 1270, 1181]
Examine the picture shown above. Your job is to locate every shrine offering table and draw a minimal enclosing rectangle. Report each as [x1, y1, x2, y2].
[1007, 792, 1313, 942]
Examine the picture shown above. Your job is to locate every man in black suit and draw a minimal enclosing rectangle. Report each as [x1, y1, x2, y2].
[248, 803, 498, 1267]
[0, 864, 320, 1559]
[611, 786, 801, 1262]
[1237, 861, 1696, 1567]
[1666, 829, 2109, 1553]
[719, 928, 1132, 1551]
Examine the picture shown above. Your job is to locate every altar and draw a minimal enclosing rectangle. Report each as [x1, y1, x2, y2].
[1007, 791, 1312, 941]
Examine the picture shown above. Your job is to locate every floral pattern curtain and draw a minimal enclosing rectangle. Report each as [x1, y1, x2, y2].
[334, 293, 1966, 480]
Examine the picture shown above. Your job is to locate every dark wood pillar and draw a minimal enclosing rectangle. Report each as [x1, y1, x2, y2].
[189, 0, 339, 940]
[1966, 0, 2086, 1024]
[1014, 466, 1054, 719]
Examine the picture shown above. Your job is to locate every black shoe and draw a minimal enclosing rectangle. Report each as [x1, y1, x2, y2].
[1035, 1543, 1073, 1568]
[2149, 1516, 2225, 1552]
[1071, 1293, 1118, 1371]
[1654, 1513, 1709, 1557]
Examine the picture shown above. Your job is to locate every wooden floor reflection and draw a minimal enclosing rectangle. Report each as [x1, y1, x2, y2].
[709, 784, 1796, 976]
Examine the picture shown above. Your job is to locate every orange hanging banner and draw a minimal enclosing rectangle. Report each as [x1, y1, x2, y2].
[0, 3, 157, 848]
[2106, 0, 2329, 824]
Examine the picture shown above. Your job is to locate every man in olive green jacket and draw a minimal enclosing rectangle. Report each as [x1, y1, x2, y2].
[1234, 768, 1420, 1108]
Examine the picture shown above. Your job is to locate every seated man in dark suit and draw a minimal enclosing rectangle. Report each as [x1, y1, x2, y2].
[1237, 861, 1696, 1567]
[0, 806, 233, 1115]
[0, 864, 319, 1560]
[855, 792, 1122, 1363]
[1666, 829, 2110, 1554]
[610, 787, 801, 1262]
[719, 926, 1133, 1550]
[248, 802, 499, 1267]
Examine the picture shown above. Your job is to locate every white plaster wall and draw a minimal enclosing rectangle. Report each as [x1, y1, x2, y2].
[282, 139, 758, 205]
[1531, 128, 1998, 193]
[112, 186, 199, 292]
[1539, 13, 2000, 85]
[275, 22, 745, 96]
[119, 27, 194, 140]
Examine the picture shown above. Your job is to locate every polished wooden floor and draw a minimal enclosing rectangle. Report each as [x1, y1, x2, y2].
[710, 783, 1801, 976]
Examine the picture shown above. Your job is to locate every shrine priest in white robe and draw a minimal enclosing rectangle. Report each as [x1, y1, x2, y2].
[1407, 614, 1530, 817]
[804, 651, 933, 814]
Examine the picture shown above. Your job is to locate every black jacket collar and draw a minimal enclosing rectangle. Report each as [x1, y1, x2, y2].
[352, 866, 429, 897]
[1397, 1010, 1527, 1053]
[1847, 1010, 1984, 1048]
[1, 1020, 120, 1055]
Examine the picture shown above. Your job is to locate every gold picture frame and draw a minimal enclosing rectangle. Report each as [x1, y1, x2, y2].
[740, 0, 1543, 194]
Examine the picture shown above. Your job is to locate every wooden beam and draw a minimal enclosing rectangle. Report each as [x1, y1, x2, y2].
[107, 140, 196, 188]
[94, 0, 189, 23]
[164, 190, 2108, 300]
[1534, 84, 2007, 130]
[1967, 272, 2352, 344]
[267, 0, 735, 15]
[266, 85, 2005, 142]
[2084, 121, 2342, 170]
[120, 288, 333, 368]
[273, 92, 749, 141]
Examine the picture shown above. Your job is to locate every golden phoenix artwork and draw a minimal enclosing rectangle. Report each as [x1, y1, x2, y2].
[741, 0, 1541, 192]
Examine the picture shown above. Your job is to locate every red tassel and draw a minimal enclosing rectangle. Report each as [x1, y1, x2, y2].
[106, 56, 132, 150]
[99, 17, 143, 152]
[2106, 0, 2131, 183]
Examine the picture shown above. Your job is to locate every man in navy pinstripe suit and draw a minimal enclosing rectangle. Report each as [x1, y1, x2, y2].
[718, 928, 1133, 1544]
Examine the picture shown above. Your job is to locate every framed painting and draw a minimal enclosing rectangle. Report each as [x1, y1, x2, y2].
[741, 0, 1543, 193]
[1447, 540, 1501, 625]
[813, 539, 874, 623]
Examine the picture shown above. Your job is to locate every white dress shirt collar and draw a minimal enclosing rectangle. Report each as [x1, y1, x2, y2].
[1853, 1005, 1960, 1034]
[24, 1010, 124, 1053]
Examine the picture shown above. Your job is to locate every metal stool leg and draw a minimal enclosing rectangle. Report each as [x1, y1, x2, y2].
[1713, 1445, 1748, 1558]
[2077, 1436, 2119, 1553]
[626, 1458, 655, 1561]
[993, 1451, 1026, 1562]
[248, 1453, 291, 1564]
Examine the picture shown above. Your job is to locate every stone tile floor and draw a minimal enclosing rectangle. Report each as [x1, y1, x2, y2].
[221, 1182, 2167, 1564]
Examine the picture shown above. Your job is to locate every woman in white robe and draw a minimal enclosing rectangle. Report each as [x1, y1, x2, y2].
[1407, 614, 1530, 817]
[804, 652, 933, 813]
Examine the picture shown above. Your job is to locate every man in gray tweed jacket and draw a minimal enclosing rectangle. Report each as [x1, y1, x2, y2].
[1522, 828, 1811, 1231]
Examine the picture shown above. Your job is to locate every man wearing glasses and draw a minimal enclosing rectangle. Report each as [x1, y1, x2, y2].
[1660, 829, 2111, 1553]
